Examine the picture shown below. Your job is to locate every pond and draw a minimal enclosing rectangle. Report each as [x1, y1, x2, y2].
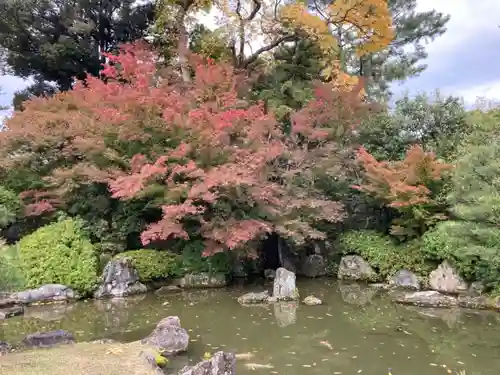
[2, 279, 499, 375]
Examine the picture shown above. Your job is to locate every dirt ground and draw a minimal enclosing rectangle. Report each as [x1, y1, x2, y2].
[0, 341, 162, 375]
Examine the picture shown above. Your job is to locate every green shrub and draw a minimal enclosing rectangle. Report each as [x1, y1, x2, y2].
[0, 186, 22, 228]
[18, 218, 99, 295]
[115, 249, 178, 282]
[172, 239, 232, 276]
[338, 230, 434, 279]
[0, 242, 25, 292]
[422, 221, 500, 289]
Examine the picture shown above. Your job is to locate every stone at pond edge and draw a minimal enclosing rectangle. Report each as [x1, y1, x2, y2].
[178, 273, 227, 288]
[0, 299, 17, 308]
[139, 349, 168, 375]
[300, 254, 327, 278]
[141, 316, 189, 355]
[237, 291, 270, 305]
[179, 351, 236, 375]
[94, 258, 148, 299]
[389, 269, 420, 290]
[429, 261, 468, 294]
[273, 267, 299, 301]
[337, 255, 377, 282]
[393, 290, 458, 308]
[468, 281, 485, 296]
[457, 295, 495, 310]
[303, 295, 322, 306]
[11, 284, 80, 305]
[23, 330, 76, 348]
[0, 341, 12, 355]
[155, 285, 182, 294]
[0, 305, 23, 319]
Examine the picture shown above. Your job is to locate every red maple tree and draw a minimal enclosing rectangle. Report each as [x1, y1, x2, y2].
[353, 145, 453, 238]
[1, 43, 372, 256]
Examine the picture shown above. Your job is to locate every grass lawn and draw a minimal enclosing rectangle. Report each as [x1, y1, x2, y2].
[0, 341, 162, 375]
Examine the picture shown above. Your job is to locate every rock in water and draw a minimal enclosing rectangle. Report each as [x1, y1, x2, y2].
[178, 273, 227, 288]
[23, 330, 75, 348]
[0, 305, 23, 319]
[237, 291, 270, 305]
[11, 284, 79, 304]
[429, 261, 468, 294]
[337, 255, 377, 281]
[390, 269, 420, 290]
[300, 254, 327, 278]
[0, 341, 12, 355]
[141, 316, 189, 355]
[179, 351, 236, 375]
[94, 258, 147, 299]
[272, 267, 299, 301]
[393, 291, 458, 308]
[303, 295, 322, 305]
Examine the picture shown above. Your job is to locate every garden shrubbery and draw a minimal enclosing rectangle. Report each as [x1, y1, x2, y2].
[18, 218, 99, 295]
[114, 249, 178, 282]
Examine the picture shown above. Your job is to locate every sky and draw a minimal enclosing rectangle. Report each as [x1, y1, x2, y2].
[1, 0, 500, 122]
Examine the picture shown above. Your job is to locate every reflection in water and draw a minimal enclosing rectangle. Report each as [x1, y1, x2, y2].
[2, 279, 500, 375]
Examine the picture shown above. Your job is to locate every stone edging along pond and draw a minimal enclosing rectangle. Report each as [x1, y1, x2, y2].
[1, 255, 500, 323]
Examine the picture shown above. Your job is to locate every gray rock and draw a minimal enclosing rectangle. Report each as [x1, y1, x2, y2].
[393, 290, 458, 308]
[303, 295, 322, 305]
[11, 284, 79, 305]
[457, 295, 493, 310]
[337, 255, 377, 281]
[0, 299, 16, 308]
[141, 316, 189, 355]
[93, 258, 148, 299]
[0, 305, 23, 319]
[237, 291, 270, 305]
[339, 283, 378, 305]
[429, 261, 468, 294]
[272, 267, 299, 301]
[0, 341, 12, 355]
[23, 330, 75, 348]
[179, 273, 227, 288]
[468, 281, 485, 296]
[139, 350, 167, 375]
[273, 301, 298, 327]
[389, 269, 420, 290]
[155, 285, 182, 294]
[300, 254, 327, 278]
[264, 269, 276, 280]
[179, 351, 236, 375]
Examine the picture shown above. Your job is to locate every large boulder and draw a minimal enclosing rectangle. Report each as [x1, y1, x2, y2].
[389, 269, 420, 290]
[178, 273, 227, 289]
[141, 316, 189, 355]
[337, 255, 377, 281]
[237, 291, 270, 305]
[0, 305, 23, 319]
[94, 258, 147, 299]
[11, 284, 79, 305]
[23, 330, 75, 348]
[392, 291, 458, 308]
[300, 254, 327, 278]
[179, 351, 236, 375]
[272, 267, 299, 301]
[429, 261, 468, 294]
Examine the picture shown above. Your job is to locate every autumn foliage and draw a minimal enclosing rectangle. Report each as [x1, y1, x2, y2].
[353, 145, 453, 238]
[0, 43, 373, 256]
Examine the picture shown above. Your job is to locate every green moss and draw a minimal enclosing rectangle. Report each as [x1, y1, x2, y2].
[18, 218, 99, 295]
[338, 230, 435, 280]
[115, 249, 178, 283]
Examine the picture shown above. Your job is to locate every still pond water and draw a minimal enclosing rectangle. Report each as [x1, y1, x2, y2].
[2, 279, 500, 375]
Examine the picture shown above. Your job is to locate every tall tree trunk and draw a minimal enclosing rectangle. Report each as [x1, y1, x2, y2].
[177, 6, 191, 82]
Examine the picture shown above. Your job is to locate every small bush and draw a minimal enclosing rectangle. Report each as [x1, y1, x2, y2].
[0, 241, 25, 292]
[172, 239, 232, 276]
[115, 249, 178, 282]
[18, 218, 99, 295]
[422, 221, 500, 289]
[338, 230, 434, 279]
[0, 186, 22, 228]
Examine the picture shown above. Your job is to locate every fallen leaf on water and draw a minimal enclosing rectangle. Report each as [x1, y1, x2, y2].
[457, 361, 464, 365]
[288, 352, 296, 355]
[333, 372, 342, 374]
[429, 363, 438, 367]
[283, 336, 291, 339]
[319, 341, 333, 350]
[244, 363, 274, 370]
[235, 352, 254, 360]
[326, 313, 333, 317]
[321, 359, 329, 361]
[357, 370, 362, 373]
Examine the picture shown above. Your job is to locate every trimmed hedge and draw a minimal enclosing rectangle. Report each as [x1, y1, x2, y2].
[338, 230, 434, 279]
[115, 249, 178, 282]
[18, 218, 99, 295]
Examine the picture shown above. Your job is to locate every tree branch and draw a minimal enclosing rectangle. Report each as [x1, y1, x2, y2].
[240, 34, 297, 68]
